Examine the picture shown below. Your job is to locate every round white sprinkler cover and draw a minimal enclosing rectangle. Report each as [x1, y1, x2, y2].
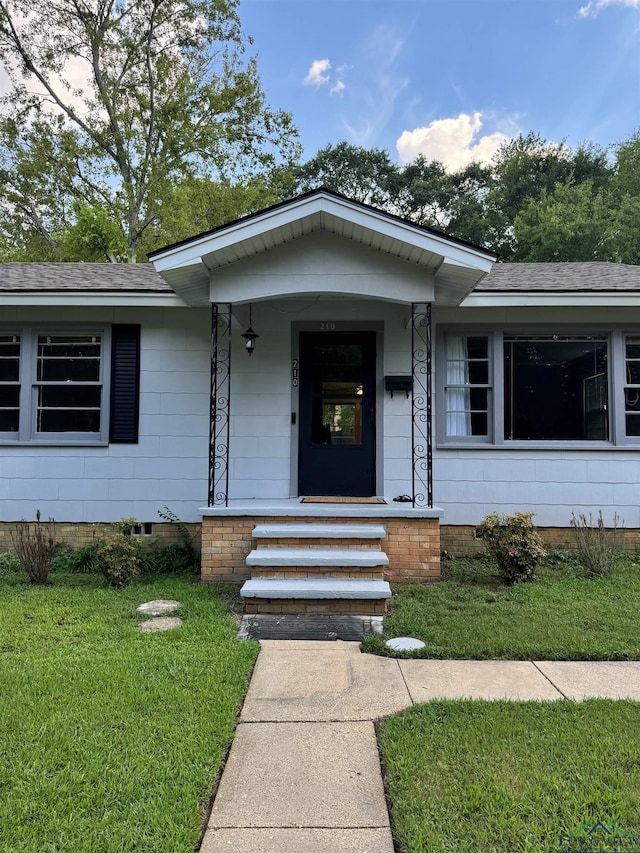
[385, 636, 426, 651]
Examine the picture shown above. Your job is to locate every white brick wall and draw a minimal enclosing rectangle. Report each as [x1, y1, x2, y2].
[0, 305, 210, 523]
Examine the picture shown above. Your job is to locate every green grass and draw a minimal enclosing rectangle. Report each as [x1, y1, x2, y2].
[363, 553, 640, 659]
[0, 571, 258, 853]
[378, 699, 640, 853]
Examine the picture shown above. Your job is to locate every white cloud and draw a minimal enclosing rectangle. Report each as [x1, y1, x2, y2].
[396, 112, 512, 172]
[304, 58, 331, 87]
[330, 79, 345, 96]
[578, 0, 639, 16]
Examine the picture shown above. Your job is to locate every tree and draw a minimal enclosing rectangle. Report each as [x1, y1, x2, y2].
[486, 133, 612, 258]
[291, 141, 399, 208]
[512, 133, 640, 264]
[513, 180, 614, 262]
[0, 0, 300, 262]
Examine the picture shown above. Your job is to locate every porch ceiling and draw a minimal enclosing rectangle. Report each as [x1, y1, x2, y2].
[151, 190, 495, 307]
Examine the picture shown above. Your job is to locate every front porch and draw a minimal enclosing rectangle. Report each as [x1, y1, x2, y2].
[148, 190, 496, 627]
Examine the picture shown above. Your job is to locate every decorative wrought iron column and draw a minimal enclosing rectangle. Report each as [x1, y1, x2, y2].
[208, 303, 232, 506]
[411, 302, 433, 507]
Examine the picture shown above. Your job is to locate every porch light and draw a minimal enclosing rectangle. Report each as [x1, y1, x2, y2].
[241, 305, 259, 356]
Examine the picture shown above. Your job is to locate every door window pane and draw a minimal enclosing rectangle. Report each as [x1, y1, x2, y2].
[311, 345, 365, 446]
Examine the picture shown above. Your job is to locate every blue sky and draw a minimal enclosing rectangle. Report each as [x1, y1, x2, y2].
[240, 0, 640, 169]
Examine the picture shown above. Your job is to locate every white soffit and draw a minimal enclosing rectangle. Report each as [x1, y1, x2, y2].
[150, 192, 494, 306]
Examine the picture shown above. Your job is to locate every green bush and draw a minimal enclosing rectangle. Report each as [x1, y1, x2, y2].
[137, 540, 198, 575]
[51, 543, 101, 573]
[0, 551, 21, 574]
[96, 532, 140, 589]
[475, 511, 546, 585]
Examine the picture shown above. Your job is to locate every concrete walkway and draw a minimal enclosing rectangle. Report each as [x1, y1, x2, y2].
[200, 642, 640, 853]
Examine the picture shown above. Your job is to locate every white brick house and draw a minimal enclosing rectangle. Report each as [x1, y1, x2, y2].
[2, 189, 639, 624]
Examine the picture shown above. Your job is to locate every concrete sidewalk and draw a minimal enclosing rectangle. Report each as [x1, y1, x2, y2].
[200, 642, 640, 853]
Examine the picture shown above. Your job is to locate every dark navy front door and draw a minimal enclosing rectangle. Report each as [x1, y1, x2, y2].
[298, 331, 376, 496]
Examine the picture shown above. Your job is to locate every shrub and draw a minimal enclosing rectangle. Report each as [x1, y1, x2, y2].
[0, 551, 21, 574]
[95, 519, 141, 589]
[51, 543, 101, 574]
[157, 506, 199, 566]
[137, 541, 198, 575]
[475, 512, 546, 585]
[10, 512, 57, 584]
[570, 511, 619, 578]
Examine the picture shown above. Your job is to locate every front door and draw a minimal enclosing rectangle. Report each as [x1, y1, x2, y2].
[298, 331, 376, 496]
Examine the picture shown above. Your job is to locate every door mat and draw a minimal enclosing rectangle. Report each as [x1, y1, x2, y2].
[301, 496, 387, 504]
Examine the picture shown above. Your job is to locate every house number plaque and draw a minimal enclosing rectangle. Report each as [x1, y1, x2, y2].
[292, 358, 298, 387]
[319, 322, 336, 330]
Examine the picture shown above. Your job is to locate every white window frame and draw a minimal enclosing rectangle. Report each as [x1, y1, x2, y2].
[0, 325, 111, 445]
[438, 326, 640, 449]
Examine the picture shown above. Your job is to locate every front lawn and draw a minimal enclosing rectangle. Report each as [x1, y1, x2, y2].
[365, 553, 640, 659]
[0, 571, 258, 853]
[378, 699, 640, 853]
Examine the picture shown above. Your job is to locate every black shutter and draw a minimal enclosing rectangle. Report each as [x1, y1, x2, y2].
[109, 324, 140, 443]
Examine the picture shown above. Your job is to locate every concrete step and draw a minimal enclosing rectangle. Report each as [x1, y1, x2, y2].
[246, 548, 389, 568]
[240, 577, 392, 600]
[252, 523, 387, 540]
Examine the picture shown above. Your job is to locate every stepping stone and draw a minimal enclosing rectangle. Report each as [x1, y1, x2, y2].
[137, 616, 183, 632]
[136, 599, 181, 616]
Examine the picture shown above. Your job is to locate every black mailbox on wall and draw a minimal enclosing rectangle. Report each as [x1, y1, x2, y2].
[385, 375, 412, 398]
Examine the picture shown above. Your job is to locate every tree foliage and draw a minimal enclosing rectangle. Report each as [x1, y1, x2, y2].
[289, 132, 639, 263]
[0, 0, 300, 261]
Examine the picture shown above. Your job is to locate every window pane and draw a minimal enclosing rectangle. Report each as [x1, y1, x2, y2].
[37, 385, 101, 433]
[37, 335, 101, 382]
[0, 386, 20, 407]
[38, 409, 101, 433]
[0, 379, 19, 432]
[0, 335, 20, 381]
[626, 414, 640, 436]
[504, 336, 608, 440]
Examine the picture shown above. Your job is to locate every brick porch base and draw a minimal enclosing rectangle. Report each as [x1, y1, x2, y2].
[201, 514, 441, 584]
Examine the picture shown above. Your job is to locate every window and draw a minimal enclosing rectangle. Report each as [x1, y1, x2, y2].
[444, 335, 490, 438]
[0, 334, 21, 433]
[0, 325, 140, 445]
[624, 336, 640, 437]
[504, 336, 608, 441]
[36, 334, 103, 435]
[440, 329, 628, 446]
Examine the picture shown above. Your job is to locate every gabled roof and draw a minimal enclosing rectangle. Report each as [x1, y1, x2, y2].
[478, 262, 640, 292]
[149, 187, 497, 306]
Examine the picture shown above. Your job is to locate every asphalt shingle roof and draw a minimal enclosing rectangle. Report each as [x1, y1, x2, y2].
[477, 262, 640, 292]
[1, 260, 639, 294]
[0, 263, 172, 292]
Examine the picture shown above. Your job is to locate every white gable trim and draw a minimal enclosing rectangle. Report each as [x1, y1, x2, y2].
[151, 191, 495, 307]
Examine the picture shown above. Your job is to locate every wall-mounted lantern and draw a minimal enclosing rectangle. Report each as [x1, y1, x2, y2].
[241, 304, 259, 356]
